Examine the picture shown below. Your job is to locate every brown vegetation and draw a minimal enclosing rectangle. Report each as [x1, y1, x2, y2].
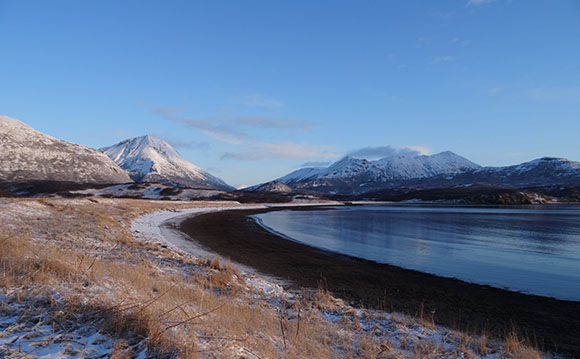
[0, 198, 549, 358]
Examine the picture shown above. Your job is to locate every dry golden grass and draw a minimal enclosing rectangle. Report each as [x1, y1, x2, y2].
[0, 197, 551, 359]
[0, 198, 351, 358]
[417, 303, 437, 331]
[502, 327, 542, 359]
[476, 333, 491, 356]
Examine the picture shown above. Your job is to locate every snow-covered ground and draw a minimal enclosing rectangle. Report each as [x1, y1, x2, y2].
[0, 294, 148, 359]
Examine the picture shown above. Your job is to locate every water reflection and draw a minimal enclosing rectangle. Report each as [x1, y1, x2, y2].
[254, 205, 580, 300]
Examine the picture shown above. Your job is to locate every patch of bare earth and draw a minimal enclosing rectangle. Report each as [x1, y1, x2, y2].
[0, 198, 555, 358]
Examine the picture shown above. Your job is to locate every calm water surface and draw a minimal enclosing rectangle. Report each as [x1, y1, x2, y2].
[254, 205, 580, 300]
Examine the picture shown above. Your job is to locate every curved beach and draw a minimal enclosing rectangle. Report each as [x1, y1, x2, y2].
[177, 206, 580, 357]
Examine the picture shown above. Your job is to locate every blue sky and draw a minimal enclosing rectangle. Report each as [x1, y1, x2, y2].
[1, 0, 579, 187]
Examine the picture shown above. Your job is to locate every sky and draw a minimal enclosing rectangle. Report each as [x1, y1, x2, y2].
[0, 0, 579, 188]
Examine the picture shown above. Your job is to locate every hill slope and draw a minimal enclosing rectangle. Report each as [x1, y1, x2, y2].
[0, 115, 132, 185]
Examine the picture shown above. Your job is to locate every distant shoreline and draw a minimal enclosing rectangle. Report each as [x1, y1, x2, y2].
[178, 205, 580, 357]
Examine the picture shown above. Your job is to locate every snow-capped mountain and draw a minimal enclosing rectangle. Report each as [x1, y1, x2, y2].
[374, 151, 481, 179]
[273, 151, 580, 195]
[443, 157, 580, 188]
[100, 135, 234, 191]
[0, 115, 132, 185]
[275, 151, 480, 193]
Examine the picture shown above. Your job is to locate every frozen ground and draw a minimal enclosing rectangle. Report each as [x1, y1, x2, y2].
[0, 294, 148, 359]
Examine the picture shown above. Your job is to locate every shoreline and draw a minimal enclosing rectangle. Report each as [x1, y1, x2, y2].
[176, 205, 580, 357]
[131, 202, 342, 282]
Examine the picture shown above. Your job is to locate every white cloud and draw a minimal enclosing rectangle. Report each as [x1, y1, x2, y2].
[348, 145, 431, 160]
[234, 116, 315, 131]
[301, 161, 332, 167]
[150, 103, 330, 164]
[158, 137, 210, 151]
[466, 0, 496, 6]
[167, 117, 249, 144]
[221, 142, 338, 161]
[488, 87, 502, 95]
[152, 103, 316, 144]
[166, 116, 316, 144]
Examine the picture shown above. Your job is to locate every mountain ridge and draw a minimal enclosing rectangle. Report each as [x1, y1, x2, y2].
[268, 151, 580, 195]
[273, 151, 480, 193]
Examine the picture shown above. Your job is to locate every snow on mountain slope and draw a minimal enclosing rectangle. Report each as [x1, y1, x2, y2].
[478, 157, 580, 175]
[462, 157, 580, 187]
[0, 115, 132, 184]
[276, 167, 325, 183]
[374, 151, 481, 179]
[320, 157, 377, 179]
[100, 135, 234, 191]
[277, 151, 480, 187]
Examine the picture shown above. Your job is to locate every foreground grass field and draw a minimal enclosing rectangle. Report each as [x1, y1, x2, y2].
[0, 198, 552, 358]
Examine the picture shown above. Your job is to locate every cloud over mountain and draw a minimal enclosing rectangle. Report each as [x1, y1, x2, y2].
[348, 145, 431, 160]
[221, 142, 338, 161]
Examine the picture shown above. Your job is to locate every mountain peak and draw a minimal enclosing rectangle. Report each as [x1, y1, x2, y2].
[100, 136, 234, 191]
[0, 115, 34, 130]
[120, 135, 174, 150]
[434, 150, 455, 156]
[538, 156, 568, 162]
[509, 156, 579, 173]
[428, 151, 480, 166]
[139, 134, 164, 145]
[333, 156, 371, 165]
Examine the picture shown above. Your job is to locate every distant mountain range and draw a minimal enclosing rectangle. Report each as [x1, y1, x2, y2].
[1, 115, 579, 202]
[272, 151, 481, 194]
[0, 116, 132, 186]
[253, 151, 580, 197]
[100, 135, 234, 191]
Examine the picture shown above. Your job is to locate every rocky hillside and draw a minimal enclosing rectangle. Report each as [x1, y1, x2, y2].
[0, 115, 132, 186]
